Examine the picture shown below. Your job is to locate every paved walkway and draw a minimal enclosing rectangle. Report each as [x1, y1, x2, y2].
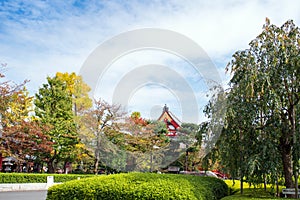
[0, 176, 55, 199]
[0, 190, 47, 200]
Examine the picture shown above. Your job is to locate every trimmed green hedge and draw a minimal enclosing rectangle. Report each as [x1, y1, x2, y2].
[0, 173, 93, 183]
[47, 173, 228, 200]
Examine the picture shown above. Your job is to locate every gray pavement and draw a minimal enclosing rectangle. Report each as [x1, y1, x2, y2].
[0, 190, 47, 200]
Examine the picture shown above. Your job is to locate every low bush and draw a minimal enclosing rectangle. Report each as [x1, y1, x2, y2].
[47, 173, 228, 200]
[0, 173, 93, 183]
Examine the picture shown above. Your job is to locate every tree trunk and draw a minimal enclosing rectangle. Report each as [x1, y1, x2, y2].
[294, 172, 299, 199]
[185, 150, 188, 171]
[240, 176, 244, 194]
[276, 176, 279, 197]
[239, 129, 244, 194]
[291, 105, 298, 198]
[94, 156, 99, 175]
[263, 174, 267, 191]
[47, 160, 55, 173]
[94, 129, 102, 175]
[94, 145, 100, 174]
[280, 142, 294, 188]
[64, 161, 70, 174]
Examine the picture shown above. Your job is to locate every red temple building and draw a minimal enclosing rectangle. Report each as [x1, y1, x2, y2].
[158, 105, 181, 136]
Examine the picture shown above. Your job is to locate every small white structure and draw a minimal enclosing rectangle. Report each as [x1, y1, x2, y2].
[47, 176, 54, 185]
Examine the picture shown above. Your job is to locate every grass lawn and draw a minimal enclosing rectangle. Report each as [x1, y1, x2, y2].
[222, 180, 294, 200]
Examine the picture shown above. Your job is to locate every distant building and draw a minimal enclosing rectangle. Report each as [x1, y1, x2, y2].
[158, 104, 181, 136]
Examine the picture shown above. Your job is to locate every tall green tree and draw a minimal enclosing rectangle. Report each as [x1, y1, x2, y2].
[209, 19, 300, 193]
[34, 76, 79, 173]
[55, 72, 93, 170]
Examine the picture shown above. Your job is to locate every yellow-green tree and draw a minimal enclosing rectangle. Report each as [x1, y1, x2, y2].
[55, 72, 92, 116]
[4, 87, 33, 126]
[0, 67, 30, 128]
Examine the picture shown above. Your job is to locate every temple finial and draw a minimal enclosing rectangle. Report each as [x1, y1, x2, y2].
[163, 104, 169, 112]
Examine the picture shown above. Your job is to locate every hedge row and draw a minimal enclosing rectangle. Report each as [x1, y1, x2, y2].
[0, 173, 93, 183]
[47, 173, 228, 200]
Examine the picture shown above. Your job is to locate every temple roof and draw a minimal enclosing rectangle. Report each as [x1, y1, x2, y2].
[158, 104, 181, 129]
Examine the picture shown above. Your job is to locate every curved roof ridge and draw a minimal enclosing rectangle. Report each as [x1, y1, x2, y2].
[169, 111, 182, 125]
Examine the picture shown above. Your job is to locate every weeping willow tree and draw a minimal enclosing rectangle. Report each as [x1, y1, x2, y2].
[203, 18, 300, 195]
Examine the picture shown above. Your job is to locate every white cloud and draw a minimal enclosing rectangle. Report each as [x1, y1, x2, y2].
[1, 0, 300, 122]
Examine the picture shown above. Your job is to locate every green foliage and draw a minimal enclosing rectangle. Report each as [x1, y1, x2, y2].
[179, 122, 202, 150]
[34, 76, 79, 172]
[204, 19, 300, 192]
[150, 120, 168, 135]
[227, 18, 300, 188]
[47, 173, 228, 200]
[174, 122, 203, 171]
[180, 123, 199, 135]
[83, 99, 126, 174]
[0, 173, 93, 183]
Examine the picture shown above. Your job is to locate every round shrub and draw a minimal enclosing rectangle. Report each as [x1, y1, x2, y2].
[47, 173, 228, 200]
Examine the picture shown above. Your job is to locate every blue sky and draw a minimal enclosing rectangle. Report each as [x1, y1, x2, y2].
[1, 0, 300, 123]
